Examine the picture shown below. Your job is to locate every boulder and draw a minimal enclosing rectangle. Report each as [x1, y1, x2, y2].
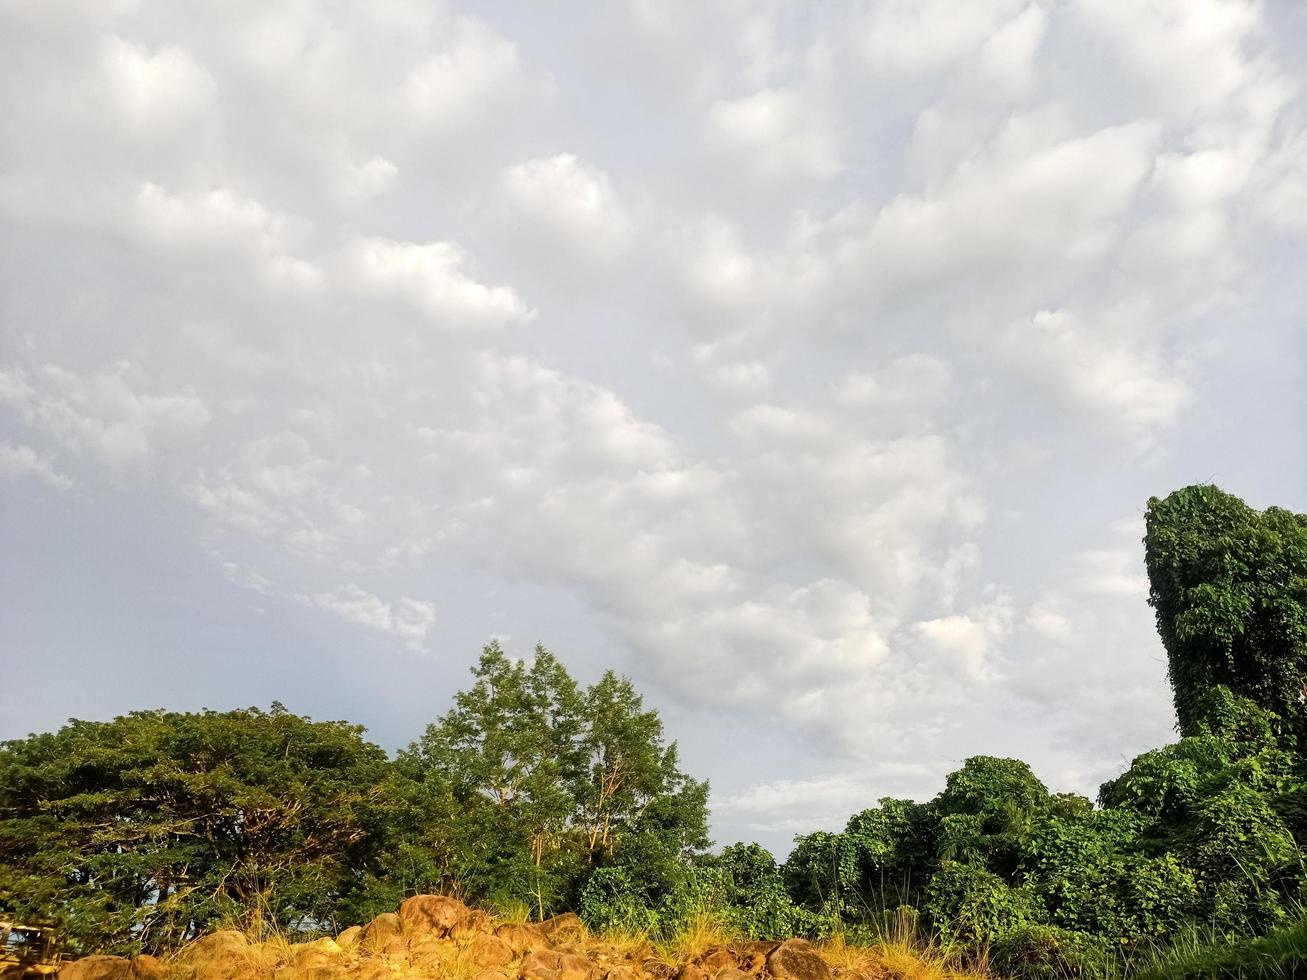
[641, 959, 675, 980]
[130, 954, 167, 979]
[181, 931, 249, 961]
[713, 971, 753, 980]
[672, 965, 707, 980]
[496, 922, 551, 956]
[59, 956, 134, 980]
[694, 948, 736, 972]
[335, 926, 363, 949]
[520, 949, 595, 980]
[477, 972, 512, 980]
[539, 912, 585, 943]
[398, 894, 473, 938]
[451, 910, 495, 940]
[408, 937, 455, 971]
[469, 933, 517, 969]
[360, 912, 404, 951]
[765, 941, 831, 980]
[732, 942, 776, 976]
[604, 966, 643, 980]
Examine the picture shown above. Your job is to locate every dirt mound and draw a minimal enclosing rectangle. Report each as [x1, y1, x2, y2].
[57, 897, 980, 980]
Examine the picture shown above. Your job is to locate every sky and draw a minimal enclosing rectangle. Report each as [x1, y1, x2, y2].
[1, 0, 1306, 856]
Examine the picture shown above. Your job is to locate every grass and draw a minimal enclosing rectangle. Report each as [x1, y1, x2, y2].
[1128, 912, 1307, 979]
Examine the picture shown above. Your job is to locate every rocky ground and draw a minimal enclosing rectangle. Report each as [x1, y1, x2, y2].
[55, 895, 958, 980]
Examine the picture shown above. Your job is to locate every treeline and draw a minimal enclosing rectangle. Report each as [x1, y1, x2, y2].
[4, 485, 1307, 978]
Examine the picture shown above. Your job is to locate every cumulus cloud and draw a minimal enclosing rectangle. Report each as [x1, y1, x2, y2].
[1, 0, 1304, 852]
[345, 238, 533, 327]
[501, 153, 634, 260]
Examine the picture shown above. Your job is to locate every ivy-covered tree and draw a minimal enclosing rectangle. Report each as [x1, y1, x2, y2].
[1144, 485, 1307, 736]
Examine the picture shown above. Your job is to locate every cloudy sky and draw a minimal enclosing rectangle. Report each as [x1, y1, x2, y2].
[2, 0, 1306, 853]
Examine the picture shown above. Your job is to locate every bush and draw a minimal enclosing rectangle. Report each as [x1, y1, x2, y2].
[990, 924, 1112, 979]
[924, 862, 1039, 951]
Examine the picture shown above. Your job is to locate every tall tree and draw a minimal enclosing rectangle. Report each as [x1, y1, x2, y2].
[0, 705, 391, 954]
[1144, 485, 1307, 736]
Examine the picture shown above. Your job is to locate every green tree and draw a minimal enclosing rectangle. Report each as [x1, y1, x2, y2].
[0, 704, 391, 954]
[402, 642, 708, 916]
[1144, 485, 1307, 736]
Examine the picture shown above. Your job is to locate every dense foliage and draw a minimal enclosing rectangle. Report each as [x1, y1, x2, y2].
[6, 485, 1307, 977]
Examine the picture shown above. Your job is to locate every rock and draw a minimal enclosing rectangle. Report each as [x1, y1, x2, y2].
[477, 972, 512, 980]
[469, 933, 516, 969]
[714, 971, 753, 980]
[672, 965, 707, 980]
[765, 941, 831, 980]
[275, 966, 344, 980]
[641, 959, 675, 980]
[398, 894, 473, 938]
[451, 910, 495, 939]
[335, 926, 363, 949]
[539, 912, 585, 943]
[409, 937, 455, 971]
[695, 948, 736, 972]
[59, 956, 134, 980]
[731, 942, 776, 976]
[360, 912, 404, 951]
[604, 966, 643, 980]
[496, 922, 551, 956]
[181, 931, 250, 960]
[520, 949, 595, 980]
[130, 954, 167, 979]
[355, 963, 394, 980]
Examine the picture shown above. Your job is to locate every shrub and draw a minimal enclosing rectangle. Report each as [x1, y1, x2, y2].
[990, 923, 1112, 979]
[924, 861, 1039, 951]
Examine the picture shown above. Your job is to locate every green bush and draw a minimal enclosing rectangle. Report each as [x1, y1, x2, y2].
[924, 861, 1040, 951]
[990, 923, 1112, 979]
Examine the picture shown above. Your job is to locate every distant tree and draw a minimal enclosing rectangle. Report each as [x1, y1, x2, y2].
[1144, 485, 1307, 736]
[0, 705, 391, 954]
[402, 642, 709, 916]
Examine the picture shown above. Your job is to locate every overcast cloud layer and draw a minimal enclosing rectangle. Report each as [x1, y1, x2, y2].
[2, 0, 1306, 853]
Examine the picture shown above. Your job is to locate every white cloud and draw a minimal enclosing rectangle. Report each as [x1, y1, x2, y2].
[501, 153, 634, 259]
[345, 237, 533, 327]
[405, 16, 522, 126]
[98, 35, 215, 131]
[133, 183, 323, 289]
[309, 585, 436, 651]
[0, 442, 72, 491]
[707, 87, 842, 179]
[862, 0, 1026, 76]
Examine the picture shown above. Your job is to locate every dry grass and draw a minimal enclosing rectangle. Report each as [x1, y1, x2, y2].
[655, 907, 737, 963]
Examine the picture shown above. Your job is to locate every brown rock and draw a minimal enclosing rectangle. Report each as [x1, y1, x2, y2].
[605, 966, 642, 980]
[335, 926, 363, 949]
[672, 965, 708, 980]
[451, 910, 495, 940]
[497, 922, 551, 956]
[360, 912, 404, 951]
[478, 973, 513, 980]
[59, 956, 134, 980]
[765, 941, 831, 980]
[714, 971, 753, 980]
[469, 933, 516, 969]
[398, 894, 473, 938]
[520, 949, 595, 980]
[355, 963, 394, 980]
[641, 959, 675, 980]
[695, 948, 736, 972]
[539, 912, 585, 943]
[409, 936, 456, 972]
[130, 954, 167, 980]
[181, 931, 250, 961]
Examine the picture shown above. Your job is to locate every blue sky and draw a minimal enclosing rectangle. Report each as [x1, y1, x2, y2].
[2, 0, 1305, 855]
